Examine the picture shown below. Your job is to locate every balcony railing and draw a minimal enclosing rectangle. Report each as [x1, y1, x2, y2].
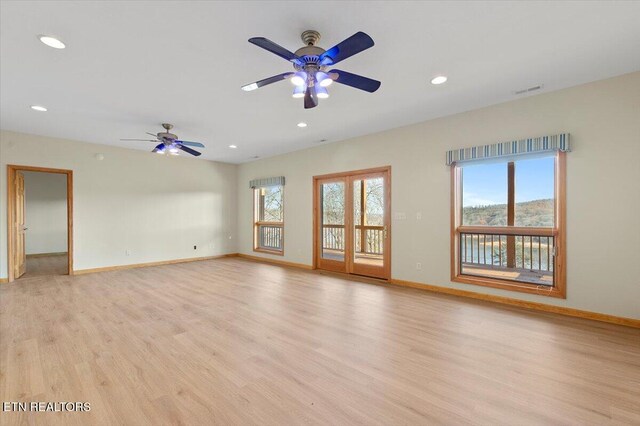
[322, 224, 384, 255]
[458, 226, 555, 286]
[257, 223, 283, 251]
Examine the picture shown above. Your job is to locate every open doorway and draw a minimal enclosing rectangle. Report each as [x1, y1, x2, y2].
[7, 165, 73, 282]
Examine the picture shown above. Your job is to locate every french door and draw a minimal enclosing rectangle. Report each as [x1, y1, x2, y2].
[314, 167, 390, 279]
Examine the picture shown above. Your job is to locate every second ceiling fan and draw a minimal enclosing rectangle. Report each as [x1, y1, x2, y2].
[242, 30, 381, 109]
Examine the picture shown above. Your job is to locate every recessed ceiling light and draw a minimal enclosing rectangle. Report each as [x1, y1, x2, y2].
[297, 122, 307, 128]
[38, 35, 66, 49]
[30, 105, 47, 112]
[229, 145, 237, 149]
[430, 75, 448, 85]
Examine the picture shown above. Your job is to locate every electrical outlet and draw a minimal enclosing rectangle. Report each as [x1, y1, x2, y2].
[416, 212, 422, 220]
[416, 262, 422, 270]
[193, 245, 197, 250]
[125, 249, 131, 256]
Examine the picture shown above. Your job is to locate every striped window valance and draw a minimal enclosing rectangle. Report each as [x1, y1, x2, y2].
[446, 133, 570, 165]
[249, 176, 285, 189]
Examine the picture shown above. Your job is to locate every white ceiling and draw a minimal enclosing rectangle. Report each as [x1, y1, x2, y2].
[1, 1, 639, 164]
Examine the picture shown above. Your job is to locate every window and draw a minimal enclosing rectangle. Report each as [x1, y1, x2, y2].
[451, 152, 566, 297]
[254, 185, 284, 254]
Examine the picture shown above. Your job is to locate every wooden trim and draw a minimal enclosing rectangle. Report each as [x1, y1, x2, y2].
[457, 226, 555, 237]
[7, 165, 73, 283]
[26, 252, 68, 258]
[253, 247, 284, 256]
[252, 187, 285, 255]
[313, 175, 348, 274]
[74, 254, 238, 275]
[452, 275, 564, 298]
[389, 278, 639, 329]
[450, 166, 461, 281]
[312, 176, 318, 270]
[237, 253, 313, 270]
[0, 278, 8, 284]
[312, 166, 391, 280]
[347, 169, 392, 279]
[345, 175, 354, 274]
[450, 153, 566, 298]
[554, 152, 567, 298]
[312, 166, 392, 181]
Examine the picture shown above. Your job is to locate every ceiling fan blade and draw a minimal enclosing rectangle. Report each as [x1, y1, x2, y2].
[121, 138, 158, 142]
[146, 132, 159, 137]
[329, 69, 381, 93]
[319, 32, 374, 65]
[152, 143, 165, 153]
[304, 86, 318, 109]
[249, 37, 301, 64]
[176, 140, 205, 148]
[178, 145, 202, 156]
[242, 72, 293, 91]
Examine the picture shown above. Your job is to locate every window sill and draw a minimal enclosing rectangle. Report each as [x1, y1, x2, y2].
[253, 248, 284, 256]
[452, 274, 566, 299]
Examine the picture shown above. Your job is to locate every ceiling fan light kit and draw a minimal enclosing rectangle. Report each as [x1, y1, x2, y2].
[242, 30, 381, 109]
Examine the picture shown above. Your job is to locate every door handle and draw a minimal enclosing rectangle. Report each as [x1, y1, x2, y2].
[22, 226, 28, 231]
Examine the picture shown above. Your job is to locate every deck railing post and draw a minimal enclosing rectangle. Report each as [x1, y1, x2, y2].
[506, 162, 516, 268]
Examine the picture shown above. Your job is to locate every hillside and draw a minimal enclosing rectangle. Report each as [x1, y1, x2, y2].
[463, 199, 554, 227]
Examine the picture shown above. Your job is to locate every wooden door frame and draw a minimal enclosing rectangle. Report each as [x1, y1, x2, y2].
[347, 170, 392, 279]
[313, 175, 350, 274]
[312, 166, 391, 280]
[6, 165, 74, 282]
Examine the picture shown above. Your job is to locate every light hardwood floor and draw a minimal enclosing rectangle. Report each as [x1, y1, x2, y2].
[21, 254, 68, 279]
[1, 257, 639, 425]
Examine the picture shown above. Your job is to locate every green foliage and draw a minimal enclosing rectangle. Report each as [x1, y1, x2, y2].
[463, 199, 554, 227]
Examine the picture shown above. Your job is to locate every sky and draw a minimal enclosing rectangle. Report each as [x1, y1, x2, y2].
[462, 156, 555, 207]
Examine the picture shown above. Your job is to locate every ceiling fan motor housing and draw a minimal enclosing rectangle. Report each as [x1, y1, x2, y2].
[294, 31, 329, 82]
[294, 52, 328, 87]
[158, 132, 178, 141]
[158, 124, 177, 141]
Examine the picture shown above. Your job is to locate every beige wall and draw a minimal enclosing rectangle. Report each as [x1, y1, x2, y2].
[1, 131, 237, 276]
[23, 171, 68, 255]
[2, 73, 638, 319]
[237, 72, 640, 319]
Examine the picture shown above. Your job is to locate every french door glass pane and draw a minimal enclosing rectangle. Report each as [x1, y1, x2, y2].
[353, 177, 384, 267]
[321, 182, 345, 261]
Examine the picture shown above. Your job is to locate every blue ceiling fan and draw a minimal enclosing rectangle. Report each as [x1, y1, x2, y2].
[121, 123, 205, 156]
[241, 30, 381, 109]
